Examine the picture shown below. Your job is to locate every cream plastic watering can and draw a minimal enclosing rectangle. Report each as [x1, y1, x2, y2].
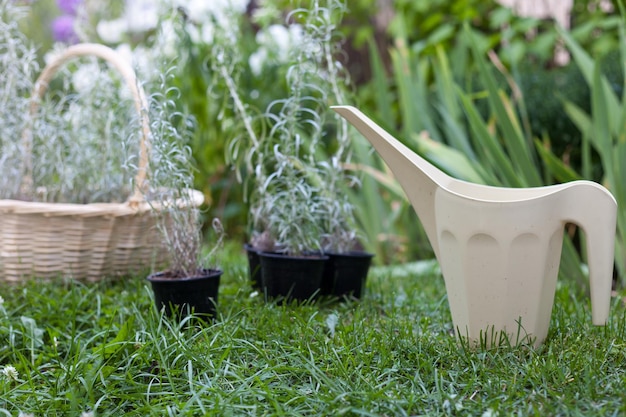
[333, 105, 617, 347]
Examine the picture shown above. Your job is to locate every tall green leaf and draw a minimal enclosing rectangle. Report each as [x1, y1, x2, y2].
[390, 40, 442, 143]
[432, 45, 476, 158]
[534, 138, 581, 183]
[412, 132, 485, 184]
[536, 24, 626, 284]
[457, 88, 524, 187]
[467, 26, 542, 186]
[367, 39, 394, 126]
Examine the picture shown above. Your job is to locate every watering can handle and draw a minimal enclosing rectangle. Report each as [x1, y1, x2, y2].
[562, 181, 617, 325]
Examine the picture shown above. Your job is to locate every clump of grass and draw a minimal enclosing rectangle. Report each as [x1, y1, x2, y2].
[0, 247, 624, 415]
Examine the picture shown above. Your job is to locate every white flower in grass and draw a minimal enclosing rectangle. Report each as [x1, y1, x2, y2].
[443, 394, 463, 412]
[18, 413, 34, 417]
[2, 365, 18, 381]
[81, 411, 95, 417]
[326, 313, 338, 338]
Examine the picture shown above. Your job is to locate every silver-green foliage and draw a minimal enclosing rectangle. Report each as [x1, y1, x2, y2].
[0, 0, 38, 199]
[31, 61, 139, 203]
[146, 71, 206, 276]
[311, 0, 359, 253]
[0, 0, 141, 204]
[0, 1, 209, 275]
[224, 0, 356, 255]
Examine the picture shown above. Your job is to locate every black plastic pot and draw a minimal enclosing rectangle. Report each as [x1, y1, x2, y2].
[147, 269, 222, 321]
[258, 252, 328, 302]
[244, 244, 262, 291]
[321, 251, 374, 299]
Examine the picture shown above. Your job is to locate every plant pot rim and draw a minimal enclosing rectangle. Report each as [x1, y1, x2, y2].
[325, 250, 374, 258]
[245, 242, 285, 254]
[147, 268, 222, 282]
[258, 251, 329, 261]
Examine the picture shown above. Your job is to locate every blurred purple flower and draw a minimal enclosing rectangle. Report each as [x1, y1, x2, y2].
[56, 0, 82, 15]
[51, 15, 79, 43]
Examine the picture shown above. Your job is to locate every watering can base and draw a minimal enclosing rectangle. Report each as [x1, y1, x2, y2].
[455, 322, 542, 349]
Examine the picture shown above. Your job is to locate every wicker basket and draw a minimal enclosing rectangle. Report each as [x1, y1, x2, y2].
[0, 43, 203, 282]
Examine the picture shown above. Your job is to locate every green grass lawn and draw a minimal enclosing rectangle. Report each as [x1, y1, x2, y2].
[1, 245, 625, 416]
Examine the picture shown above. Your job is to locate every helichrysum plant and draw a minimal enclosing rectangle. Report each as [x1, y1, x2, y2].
[22, 0, 225, 275]
[219, 0, 358, 255]
[145, 71, 207, 277]
[0, 0, 143, 204]
[0, 0, 206, 212]
[138, 36, 224, 278]
[29, 53, 140, 203]
[0, 0, 39, 199]
[266, 0, 358, 255]
[308, 0, 359, 254]
[68, 0, 359, 256]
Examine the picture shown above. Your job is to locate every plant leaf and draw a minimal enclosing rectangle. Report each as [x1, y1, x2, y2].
[413, 132, 485, 184]
[93, 316, 135, 358]
[534, 138, 581, 183]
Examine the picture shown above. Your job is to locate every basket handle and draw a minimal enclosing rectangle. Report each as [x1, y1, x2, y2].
[22, 43, 151, 206]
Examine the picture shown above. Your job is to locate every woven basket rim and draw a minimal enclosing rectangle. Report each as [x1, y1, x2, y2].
[0, 189, 204, 217]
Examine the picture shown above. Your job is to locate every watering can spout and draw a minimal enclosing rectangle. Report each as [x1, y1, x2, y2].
[332, 105, 449, 258]
[562, 182, 617, 325]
